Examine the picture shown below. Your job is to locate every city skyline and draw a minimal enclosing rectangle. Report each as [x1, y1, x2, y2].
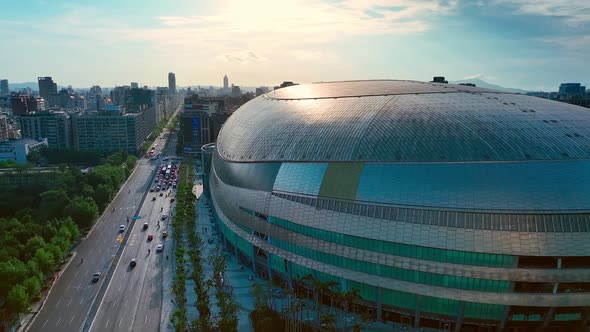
[1, 0, 589, 91]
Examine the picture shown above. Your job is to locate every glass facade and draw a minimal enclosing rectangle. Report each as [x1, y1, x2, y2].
[267, 215, 515, 268]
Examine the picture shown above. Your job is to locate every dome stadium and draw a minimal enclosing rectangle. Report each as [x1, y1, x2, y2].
[202, 80, 590, 332]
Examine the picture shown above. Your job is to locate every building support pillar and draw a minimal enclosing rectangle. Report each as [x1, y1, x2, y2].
[454, 302, 465, 332]
[414, 295, 422, 328]
[497, 306, 510, 332]
[286, 260, 293, 289]
[376, 287, 382, 321]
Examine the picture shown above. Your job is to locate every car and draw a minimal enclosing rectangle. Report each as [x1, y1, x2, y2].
[161, 214, 167, 220]
[143, 223, 149, 230]
[159, 192, 163, 197]
[147, 234, 154, 241]
[156, 244, 163, 252]
[156, 187, 161, 191]
[150, 188, 155, 192]
[119, 225, 125, 232]
[155, 179, 159, 183]
[152, 196, 156, 201]
[170, 198, 175, 203]
[130, 258, 137, 267]
[92, 272, 101, 282]
[162, 231, 168, 238]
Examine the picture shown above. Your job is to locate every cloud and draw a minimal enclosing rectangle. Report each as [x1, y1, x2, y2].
[492, 0, 590, 25]
[536, 35, 590, 49]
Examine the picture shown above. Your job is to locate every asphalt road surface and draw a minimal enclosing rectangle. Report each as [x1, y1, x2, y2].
[89, 131, 178, 332]
[28, 115, 179, 332]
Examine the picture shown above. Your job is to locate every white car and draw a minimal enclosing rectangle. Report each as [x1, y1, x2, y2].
[119, 225, 125, 232]
[156, 244, 163, 252]
[161, 214, 167, 220]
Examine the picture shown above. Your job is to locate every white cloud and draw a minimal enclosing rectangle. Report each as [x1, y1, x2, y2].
[493, 0, 590, 25]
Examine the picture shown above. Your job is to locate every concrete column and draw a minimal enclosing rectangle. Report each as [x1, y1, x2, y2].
[414, 295, 422, 328]
[497, 306, 510, 332]
[454, 302, 465, 332]
[266, 253, 273, 284]
[286, 260, 293, 289]
[250, 232, 258, 276]
[541, 307, 555, 329]
[376, 287, 382, 321]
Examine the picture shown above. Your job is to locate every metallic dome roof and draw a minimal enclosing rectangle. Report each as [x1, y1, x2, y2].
[217, 80, 590, 163]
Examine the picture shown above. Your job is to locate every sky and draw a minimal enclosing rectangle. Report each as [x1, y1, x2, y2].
[0, 0, 589, 91]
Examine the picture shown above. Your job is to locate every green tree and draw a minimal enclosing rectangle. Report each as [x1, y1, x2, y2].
[38, 189, 70, 222]
[65, 197, 98, 228]
[93, 183, 113, 210]
[23, 236, 46, 261]
[33, 248, 55, 274]
[22, 276, 41, 299]
[6, 284, 29, 316]
[0, 259, 28, 297]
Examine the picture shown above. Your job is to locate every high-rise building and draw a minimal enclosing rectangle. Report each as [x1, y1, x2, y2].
[223, 75, 229, 90]
[72, 109, 145, 153]
[0, 79, 9, 96]
[111, 86, 130, 106]
[180, 95, 226, 153]
[19, 111, 72, 149]
[205, 80, 590, 332]
[255, 87, 269, 96]
[558, 83, 586, 96]
[168, 72, 176, 94]
[38, 77, 58, 99]
[10, 94, 38, 115]
[231, 85, 241, 97]
[130, 82, 139, 89]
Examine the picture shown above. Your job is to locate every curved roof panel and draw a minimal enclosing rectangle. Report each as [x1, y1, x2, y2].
[216, 80, 590, 163]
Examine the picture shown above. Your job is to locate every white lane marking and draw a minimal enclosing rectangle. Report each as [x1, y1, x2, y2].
[113, 299, 117, 308]
[42, 320, 48, 328]
[119, 284, 122, 291]
[67, 298, 72, 306]
[124, 299, 128, 308]
[56, 299, 61, 306]
[56, 317, 61, 326]
[68, 315, 75, 325]
[119, 317, 123, 327]
[105, 319, 110, 328]
[80, 297, 85, 304]
[145, 315, 148, 324]
[74, 270, 79, 278]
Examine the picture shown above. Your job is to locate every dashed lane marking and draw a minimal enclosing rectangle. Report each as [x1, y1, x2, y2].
[56, 317, 61, 326]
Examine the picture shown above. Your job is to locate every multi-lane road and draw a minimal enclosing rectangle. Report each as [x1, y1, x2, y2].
[89, 133, 177, 332]
[28, 116, 179, 332]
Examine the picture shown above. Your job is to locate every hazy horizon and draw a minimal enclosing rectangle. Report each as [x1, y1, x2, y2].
[1, 0, 589, 91]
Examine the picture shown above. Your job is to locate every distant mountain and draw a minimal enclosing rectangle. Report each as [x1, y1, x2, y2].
[449, 78, 529, 94]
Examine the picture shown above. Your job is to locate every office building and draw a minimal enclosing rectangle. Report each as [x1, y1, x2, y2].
[168, 72, 176, 94]
[10, 94, 38, 115]
[38, 77, 58, 99]
[223, 75, 229, 90]
[19, 111, 72, 149]
[111, 86, 130, 106]
[0, 79, 9, 96]
[231, 85, 241, 97]
[130, 82, 139, 89]
[72, 109, 145, 154]
[255, 87, 269, 96]
[180, 95, 225, 153]
[431, 76, 448, 83]
[558, 83, 585, 96]
[0, 116, 8, 142]
[0, 138, 47, 164]
[204, 80, 590, 332]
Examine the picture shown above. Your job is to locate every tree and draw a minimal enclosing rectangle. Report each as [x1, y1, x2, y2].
[320, 312, 336, 332]
[93, 183, 113, 210]
[22, 276, 41, 299]
[0, 259, 28, 297]
[65, 197, 98, 228]
[38, 189, 70, 222]
[23, 236, 46, 261]
[6, 284, 29, 317]
[33, 248, 55, 274]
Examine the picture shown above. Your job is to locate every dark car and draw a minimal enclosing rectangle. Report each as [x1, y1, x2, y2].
[143, 223, 149, 230]
[147, 234, 154, 241]
[130, 258, 137, 268]
[92, 272, 101, 282]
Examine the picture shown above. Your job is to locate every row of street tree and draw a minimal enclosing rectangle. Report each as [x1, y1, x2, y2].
[0, 151, 137, 328]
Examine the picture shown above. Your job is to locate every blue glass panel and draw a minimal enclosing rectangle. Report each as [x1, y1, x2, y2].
[273, 163, 328, 195]
[357, 160, 590, 211]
